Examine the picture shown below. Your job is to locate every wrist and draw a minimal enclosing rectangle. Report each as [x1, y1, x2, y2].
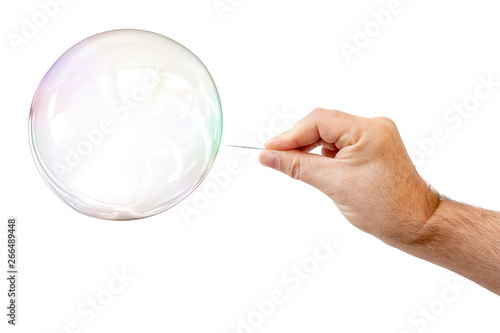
[380, 186, 442, 249]
[407, 194, 445, 248]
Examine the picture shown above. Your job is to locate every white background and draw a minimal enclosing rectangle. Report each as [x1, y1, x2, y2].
[1, 0, 500, 332]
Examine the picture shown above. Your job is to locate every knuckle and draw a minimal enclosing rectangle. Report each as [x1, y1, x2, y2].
[311, 108, 343, 122]
[372, 117, 396, 138]
[311, 108, 325, 116]
[311, 108, 338, 116]
[373, 116, 397, 130]
[370, 117, 399, 149]
[311, 108, 333, 119]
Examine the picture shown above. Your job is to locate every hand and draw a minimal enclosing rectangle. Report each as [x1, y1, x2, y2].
[259, 108, 441, 246]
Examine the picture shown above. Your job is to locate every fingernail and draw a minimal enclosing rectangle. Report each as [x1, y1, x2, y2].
[259, 151, 279, 169]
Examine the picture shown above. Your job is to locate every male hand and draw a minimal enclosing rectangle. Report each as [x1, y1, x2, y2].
[259, 108, 441, 246]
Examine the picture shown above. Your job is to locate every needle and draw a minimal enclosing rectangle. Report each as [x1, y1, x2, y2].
[224, 144, 266, 150]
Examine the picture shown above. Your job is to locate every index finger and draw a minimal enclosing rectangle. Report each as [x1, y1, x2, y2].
[265, 109, 365, 151]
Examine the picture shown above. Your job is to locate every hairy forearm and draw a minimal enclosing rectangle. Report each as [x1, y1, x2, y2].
[401, 198, 500, 295]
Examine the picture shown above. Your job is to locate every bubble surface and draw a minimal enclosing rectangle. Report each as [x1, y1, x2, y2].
[29, 29, 223, 220]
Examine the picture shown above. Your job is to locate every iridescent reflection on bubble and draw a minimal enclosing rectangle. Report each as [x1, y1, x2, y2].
[29, 29, 223, 220]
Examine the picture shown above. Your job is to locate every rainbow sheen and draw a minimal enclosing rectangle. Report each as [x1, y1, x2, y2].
[29, 29, 223, 220]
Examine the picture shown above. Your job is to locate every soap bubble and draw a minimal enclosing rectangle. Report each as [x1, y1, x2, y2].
[29, 29, 223, 220]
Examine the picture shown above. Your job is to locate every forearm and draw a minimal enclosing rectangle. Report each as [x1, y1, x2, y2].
[400, 198, 500, 295]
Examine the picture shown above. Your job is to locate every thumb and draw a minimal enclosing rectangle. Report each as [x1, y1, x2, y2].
[259, 149, 336, 191]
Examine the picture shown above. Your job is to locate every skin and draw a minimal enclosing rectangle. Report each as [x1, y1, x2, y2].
[259, 108, 500, 295]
